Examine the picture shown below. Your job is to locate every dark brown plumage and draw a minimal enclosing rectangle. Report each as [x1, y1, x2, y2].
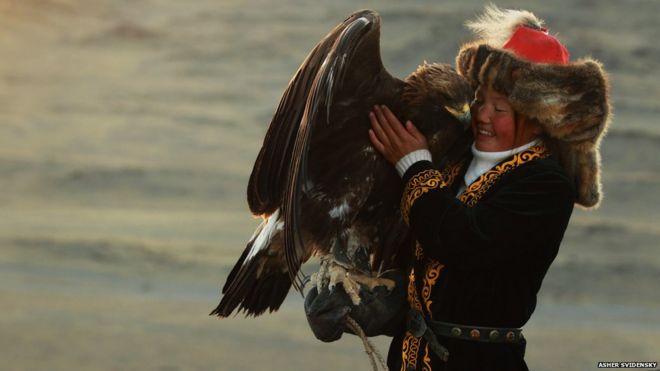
[211, 9, 473, 318]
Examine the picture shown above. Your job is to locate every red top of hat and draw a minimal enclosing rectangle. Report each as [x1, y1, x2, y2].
[503, 26, 569, 64]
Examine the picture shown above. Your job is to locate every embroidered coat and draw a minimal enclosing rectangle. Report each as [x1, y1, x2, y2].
[387, 145, 575, 371]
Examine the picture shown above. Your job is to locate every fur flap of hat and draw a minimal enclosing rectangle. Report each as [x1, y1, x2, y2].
[455, 43, 612, 208]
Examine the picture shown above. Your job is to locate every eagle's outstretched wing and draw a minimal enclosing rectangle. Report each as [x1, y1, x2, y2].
[279, 11, 407, 292]
[246, 10, 399, 217]
[212, 9, 472, 317]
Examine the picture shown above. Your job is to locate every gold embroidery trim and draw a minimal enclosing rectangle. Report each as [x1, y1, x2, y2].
[414, 242, 424, 260]
[402, 261, 445, 370]
[401, 332, 421, 371]
[401, 162, 462, 224]
[400, 335, 411, 371]
[459, 145, 549, 207]
[422, 260, 443, 315]
[407, 268, 423, 312]
[422, 343, 432, 371]
[402, 268, 423, 370]
[420, 260, 443, 370]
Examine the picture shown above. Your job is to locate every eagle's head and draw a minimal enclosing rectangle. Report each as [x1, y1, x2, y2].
[402, 63, 474, 159]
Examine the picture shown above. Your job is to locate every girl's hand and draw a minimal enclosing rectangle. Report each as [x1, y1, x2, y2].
[368, 105, 428, 165]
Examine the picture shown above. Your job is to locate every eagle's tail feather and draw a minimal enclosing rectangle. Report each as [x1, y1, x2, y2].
[210, 231, 293, 318]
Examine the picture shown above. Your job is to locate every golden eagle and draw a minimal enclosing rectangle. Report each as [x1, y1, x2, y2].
[211, 9, 473, 317]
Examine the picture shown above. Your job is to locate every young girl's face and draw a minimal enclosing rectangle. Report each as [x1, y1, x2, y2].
[470, 86, 539, 152]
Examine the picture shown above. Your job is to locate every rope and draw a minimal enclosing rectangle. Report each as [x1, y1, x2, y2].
[345, 315, 388, 371]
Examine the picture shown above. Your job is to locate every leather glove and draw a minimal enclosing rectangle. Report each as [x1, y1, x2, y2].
[304, 269, 407, 342]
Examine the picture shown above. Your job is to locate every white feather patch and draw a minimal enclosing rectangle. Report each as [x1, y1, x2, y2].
[328, 200, 351, 220]
[245, 208, 283, 263]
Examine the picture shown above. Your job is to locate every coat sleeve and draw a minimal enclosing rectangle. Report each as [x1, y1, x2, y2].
[400, 160, 575, 265]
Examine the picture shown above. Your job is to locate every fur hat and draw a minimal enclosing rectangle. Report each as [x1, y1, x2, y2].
[456, 5, 612, 208]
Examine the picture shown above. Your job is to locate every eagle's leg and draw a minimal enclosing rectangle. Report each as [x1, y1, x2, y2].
[310, 238, 395, 306]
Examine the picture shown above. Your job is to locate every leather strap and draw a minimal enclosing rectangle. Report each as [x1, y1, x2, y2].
[427, 319, 525, 344]
[406, 310, 450, 362]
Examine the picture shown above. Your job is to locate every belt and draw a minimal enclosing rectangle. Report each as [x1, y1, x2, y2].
[406, 310, 526, 362]
[427, 318, 525, 344]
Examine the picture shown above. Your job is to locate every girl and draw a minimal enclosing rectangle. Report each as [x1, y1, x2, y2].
[368, 6, 610, 370]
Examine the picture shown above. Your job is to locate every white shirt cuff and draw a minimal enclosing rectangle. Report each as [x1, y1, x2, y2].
[395, 149, 432, 177]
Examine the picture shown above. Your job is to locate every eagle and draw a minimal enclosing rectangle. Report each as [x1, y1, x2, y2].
[211, 9, 473, 318]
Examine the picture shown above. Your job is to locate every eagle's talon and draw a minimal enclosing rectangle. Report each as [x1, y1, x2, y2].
[343, 277, 362, 306]
[312, 255, 397, 307]
[329, 264, 344, 291]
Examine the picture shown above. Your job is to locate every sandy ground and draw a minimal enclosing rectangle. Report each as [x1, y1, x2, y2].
[1, 0, 659, 370]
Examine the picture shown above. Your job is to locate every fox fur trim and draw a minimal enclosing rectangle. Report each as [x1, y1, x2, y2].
[456, 9, 612, 208]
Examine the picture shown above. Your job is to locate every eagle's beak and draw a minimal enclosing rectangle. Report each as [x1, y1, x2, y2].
[445, 103, 472, 131]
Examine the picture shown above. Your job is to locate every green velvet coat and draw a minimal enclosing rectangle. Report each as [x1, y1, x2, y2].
[387, 145, 575, 371]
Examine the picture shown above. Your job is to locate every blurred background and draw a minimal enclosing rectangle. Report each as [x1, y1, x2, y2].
[1, 0, 658, 370]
